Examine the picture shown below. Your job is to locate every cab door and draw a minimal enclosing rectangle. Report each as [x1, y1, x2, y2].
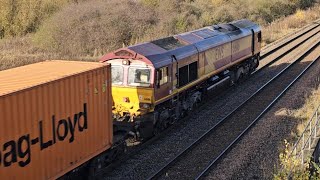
[171, 55, 178, 94]
[154, 65, 172, 104]
[251, 29, 255, 55]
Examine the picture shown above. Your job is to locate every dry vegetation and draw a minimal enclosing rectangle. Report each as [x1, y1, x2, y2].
[274, 85, 320, 179]
[263, 6, 320, 46]
[294, 87, 320, 136]
[0, 0, 320, 70]
[33, 0, 157, 57]
[0, 0, 86, 38]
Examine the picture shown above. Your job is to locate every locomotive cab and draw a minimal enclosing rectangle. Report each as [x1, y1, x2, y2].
[108, 58, 155, 122]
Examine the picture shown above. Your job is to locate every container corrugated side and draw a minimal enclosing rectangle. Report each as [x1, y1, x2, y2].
[0, 63, 112, 180]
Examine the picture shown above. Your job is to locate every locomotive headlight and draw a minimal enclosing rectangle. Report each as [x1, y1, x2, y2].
[139, 103, 151, 109]
[122, 60, 130, 65]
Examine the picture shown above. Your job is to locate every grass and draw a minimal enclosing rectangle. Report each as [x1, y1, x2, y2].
[262, 5, 320, 46]
[293, 87, 320, 137]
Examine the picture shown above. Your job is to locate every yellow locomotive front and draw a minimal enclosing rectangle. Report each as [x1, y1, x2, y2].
[101, 47, 166, 138]
[106, 58, 155, 122]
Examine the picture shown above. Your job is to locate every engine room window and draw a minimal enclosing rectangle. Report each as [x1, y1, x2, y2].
[189, 62, 198, 82]
[128, 67, 151, 87]
[178, 62, 198, 87]
[159, 67, 168, 86]
[111, 66, 123, 85]
[179, 65, 189, 87]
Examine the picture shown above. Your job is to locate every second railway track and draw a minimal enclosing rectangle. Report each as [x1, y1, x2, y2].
[258, 20, 320, 70]
[261, 19, 320, 59]
[147, 33, 320, 180]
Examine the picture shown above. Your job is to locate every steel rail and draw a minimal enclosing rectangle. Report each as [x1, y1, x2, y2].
[260, 21, 320, 59]
[147, 37, 320, 180]
[261, 19, 320, 52]
[254, 27, 320, 74]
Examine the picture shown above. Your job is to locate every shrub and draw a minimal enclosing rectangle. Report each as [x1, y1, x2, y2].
[1, 0, 319, 67]
[141, 0, 160, 7]
[0, 0, 78, 38]
[33, 0, 157, 56]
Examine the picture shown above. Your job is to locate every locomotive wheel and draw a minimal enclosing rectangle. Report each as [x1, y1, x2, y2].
[181, 109, 188, 118]
[250, 57, 259, 72]
[153, 120, 167, 136]
[192, 94, 202, 110]
[88, 157, 104, 179]
[253, 57, 259, 69]
[153, 123, 161, 136]
[235, 67, 244, 83]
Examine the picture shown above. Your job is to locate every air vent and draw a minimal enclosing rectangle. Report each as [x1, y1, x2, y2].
[115, 50, 135, 57]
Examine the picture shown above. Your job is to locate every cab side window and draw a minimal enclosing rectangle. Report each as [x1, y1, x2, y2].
[157, 66, 168, 87]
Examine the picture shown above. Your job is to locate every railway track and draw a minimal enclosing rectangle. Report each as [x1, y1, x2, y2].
[146, 34, 320, 179]
[257, 20, 320, 72]
[202, 41, 320, 179]
[98, 20, 320, 179]
[260, 19, 320, 59]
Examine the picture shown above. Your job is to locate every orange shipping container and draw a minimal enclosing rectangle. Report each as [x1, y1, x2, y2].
[0, 61, 112, 180]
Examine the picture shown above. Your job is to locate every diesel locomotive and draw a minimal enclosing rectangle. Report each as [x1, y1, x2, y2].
[101, 19, 262, 139]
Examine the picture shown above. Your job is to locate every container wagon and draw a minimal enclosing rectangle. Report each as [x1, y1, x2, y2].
[0, 61, 117, 179]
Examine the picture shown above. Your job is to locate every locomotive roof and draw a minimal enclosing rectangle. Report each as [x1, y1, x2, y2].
[232, 19, 259, 29]
[100, 19, 260, 68]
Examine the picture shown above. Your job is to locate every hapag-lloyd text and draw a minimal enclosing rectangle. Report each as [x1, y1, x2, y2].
[0, 103, 88, 168]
